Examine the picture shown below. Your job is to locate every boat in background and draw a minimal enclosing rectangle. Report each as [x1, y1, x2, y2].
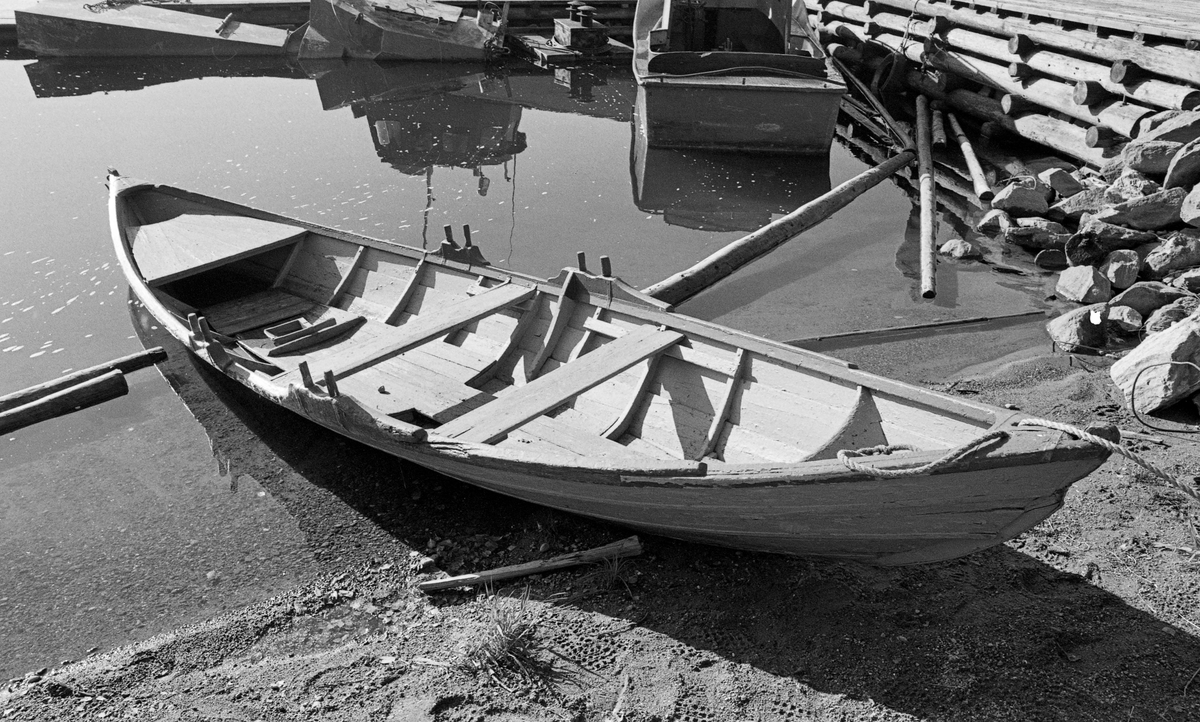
[110, 172, 1110, 566]
[16, 0, 300, 57]
[299, 0, 503, 61]
[632, 0, 845, 153]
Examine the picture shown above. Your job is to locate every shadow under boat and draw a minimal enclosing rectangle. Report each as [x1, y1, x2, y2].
[630, 94, 832, 232]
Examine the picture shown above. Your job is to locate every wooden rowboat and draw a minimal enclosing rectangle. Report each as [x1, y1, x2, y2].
[109, 172, 1109, 565]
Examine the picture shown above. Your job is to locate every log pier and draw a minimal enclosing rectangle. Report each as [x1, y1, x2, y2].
[806, 0, 1200, 167]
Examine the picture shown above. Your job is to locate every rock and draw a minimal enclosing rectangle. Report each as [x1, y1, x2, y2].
[1034, 249, 1069, 271]
[1100, 249, 1141, 290]
[1107, 305, 1143, 332]
[1183, 187, 1200, 228]
[1018, 217, 1068, 233]
[1164, 138, 1200, 190]
[1123, 139, 1184, 175]
[976, 208, 1013, 234]
[1004, 225, 1070, 250]
[1047, 304, 1107, 353]
[1137, 110, 1200, 145]
[1145, 297, 1200, 334]
[1048, 188, 1108, 224]
[1057, 266, 1112, 303]
[1143, 230, 1200, 279]
[991, 180, 1051, 217]
[1170, 268, 1200, 293]
[1139, 110, 1188, 137]
[1108, 281, 1191, 316]
[1110, 311, 1200, 413]
[1100, 156, 1126, 183]
[1064, 217, 1159, 266]
[1038, 167, 1084, 198]
[939, 238, 981, 259]
[1092, 187, 1189, 231]
[1104, 170, 1162, 204]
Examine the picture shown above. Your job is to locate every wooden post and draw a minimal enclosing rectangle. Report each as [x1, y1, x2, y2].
[1073, 80, 1110, 106]
[0, 347, 166, 414]
[946, 112, 993, 202]
[915, 95, 937, 299]
[642, 150, 917, 306]
[931, 103, 948, 150]
[0, 370, 128, 435]
[1086, 126, 1121, 148]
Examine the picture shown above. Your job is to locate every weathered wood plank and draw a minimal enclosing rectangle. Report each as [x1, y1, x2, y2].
[438, 327, 685, 444]
[133, 213, 307, 286]
[329, 283, 536, 381]
[326, 245, 367, 307]
[202, 289, 315, 335]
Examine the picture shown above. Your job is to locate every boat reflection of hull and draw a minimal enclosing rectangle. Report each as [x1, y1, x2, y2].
[631, 103, 831, 231]
[299, 0, 501, 61]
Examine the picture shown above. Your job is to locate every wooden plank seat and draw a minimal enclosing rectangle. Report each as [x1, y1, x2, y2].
[436, 326, 686, 444]
[326, 282, 537, 382]
[202, 290, 316, 336]
[132, 213, 306, 287]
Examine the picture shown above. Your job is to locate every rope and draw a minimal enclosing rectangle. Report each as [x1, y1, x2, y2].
[836, 430, 1008, 478]
[1017, 418, 1199, 505]
[837, 416, 1197, 506]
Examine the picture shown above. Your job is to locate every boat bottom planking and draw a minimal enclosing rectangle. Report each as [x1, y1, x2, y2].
[109, 172, 1110, 565]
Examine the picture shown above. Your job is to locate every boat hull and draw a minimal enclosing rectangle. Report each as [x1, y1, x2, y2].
[635, 77, 844, 154]
[16, 0, 292, 57]
[299, 0, 498, 61]
[109, 176, 1110, 566]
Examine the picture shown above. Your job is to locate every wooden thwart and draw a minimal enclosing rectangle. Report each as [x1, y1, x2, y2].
[132, 213, 306, 286]
[328, 283, 536, 381]
[418, 536, 643, 592]
[203, 290, 315, 336]
[438, 326, 685, 444]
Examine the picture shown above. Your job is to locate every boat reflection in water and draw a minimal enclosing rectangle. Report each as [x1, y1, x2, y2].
[21, 56, 306, 98]
[631, 92, 831, 232]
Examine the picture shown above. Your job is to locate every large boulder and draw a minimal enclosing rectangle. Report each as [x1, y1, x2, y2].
[976, 208, 1013, 234]
[1049, 188, 1109, 224]
[1110, 310, 1200, 413]
[1170, 268, 1200, 293]
[1164, 138, 1200, 190]
[1100, 249, 1141, 290]
[1057, 266, 1112, 303]
[1108, 305, 1143, 333]
[1182, 186, 1200, 228]
[1145, 297, 1200, 334]
[1064, 217, 1159, 266]
[1108, 281, 1191, 316]
[991, 180, 1051, 218]
[1092, 187, 1189, 231]
[1139, 110, 1189, 137]
[1104, 170, 1162, 204]
[1143, 230, 1200, 279]
[1047, 304, 1107, 353]
[1138, 111, 1200, 146]
[1037, 167, 1083, 198]
[1122, 139, 1184, 175]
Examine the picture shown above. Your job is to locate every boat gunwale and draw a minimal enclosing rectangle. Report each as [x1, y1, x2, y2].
[106, 176, 1111, 488]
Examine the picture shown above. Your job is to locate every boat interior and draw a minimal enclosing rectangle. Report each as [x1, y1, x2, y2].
[122, 185, 996, 468]
[641, 0, 827, 70]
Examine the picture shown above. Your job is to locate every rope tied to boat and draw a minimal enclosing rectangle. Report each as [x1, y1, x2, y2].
[836, 430, 1008, 479]
[837, 417, 1198, 506]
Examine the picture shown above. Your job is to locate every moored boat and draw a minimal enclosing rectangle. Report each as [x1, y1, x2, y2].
[298, 0, 503, 61]
[109, 171, 1110, 565]
[632, 0, 846, 153]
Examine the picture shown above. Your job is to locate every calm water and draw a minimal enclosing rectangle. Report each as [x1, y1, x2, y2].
[0, 55, 1051, 677]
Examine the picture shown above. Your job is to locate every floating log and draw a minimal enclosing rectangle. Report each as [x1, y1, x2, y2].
[0, 370, 128, 435]
[643, 149, 918, 305]
[417, 536, 643, 592]
[0, 346, 166, 414]
[946, 112, 993, 202]
[915, 94, 937, 299]
[864, 0, 1200, 87]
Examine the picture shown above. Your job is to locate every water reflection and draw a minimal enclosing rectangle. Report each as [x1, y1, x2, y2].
[631, 126, 831, 232]
[22, 57, 306, 98]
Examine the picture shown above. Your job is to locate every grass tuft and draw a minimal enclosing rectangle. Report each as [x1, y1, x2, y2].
[458, 586, 545, 686]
